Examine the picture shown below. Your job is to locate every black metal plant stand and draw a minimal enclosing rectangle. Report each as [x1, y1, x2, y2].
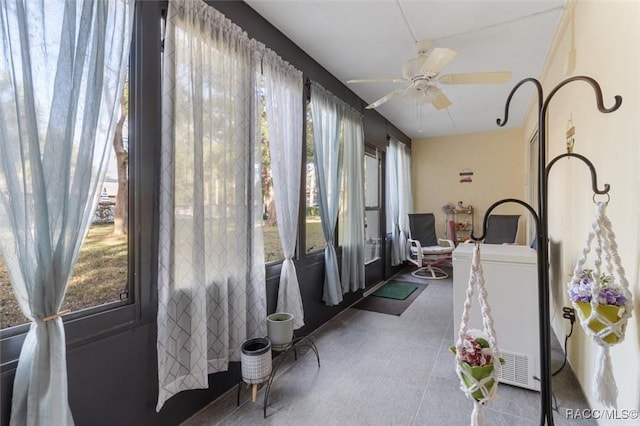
[470, 76, 622, 426]
[236, 335, 320, 418]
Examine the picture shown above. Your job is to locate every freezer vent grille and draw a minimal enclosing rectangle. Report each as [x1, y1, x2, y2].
[499, 351, 538, 390]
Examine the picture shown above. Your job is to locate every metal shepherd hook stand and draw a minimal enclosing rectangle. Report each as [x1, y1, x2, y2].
[469, 76, 622, 426]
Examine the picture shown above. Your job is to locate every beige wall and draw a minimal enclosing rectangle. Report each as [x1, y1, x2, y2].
[522, 0, 640, 421]
[411, 128, 528, 244]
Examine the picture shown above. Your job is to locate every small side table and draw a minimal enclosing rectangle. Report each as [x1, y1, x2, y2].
[236, 335, 320, 418]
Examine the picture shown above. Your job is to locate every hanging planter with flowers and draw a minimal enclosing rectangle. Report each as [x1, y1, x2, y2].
[450, 329, 505, 401]
[566, 201, 633, 408]
[569, 269, 629, 344]
[453, 243, 503, 426]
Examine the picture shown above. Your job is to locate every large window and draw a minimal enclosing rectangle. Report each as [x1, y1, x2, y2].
[0, 2, 161, 352]
[0, 72, 130, 332]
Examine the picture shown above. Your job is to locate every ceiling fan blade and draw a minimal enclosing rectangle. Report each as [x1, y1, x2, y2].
[366, 87, 408, 109]
[438, 72, 512, 85]
[347, 78, 407, 84]
[421, 47, 458, 75]
[429, 87, 452, 110]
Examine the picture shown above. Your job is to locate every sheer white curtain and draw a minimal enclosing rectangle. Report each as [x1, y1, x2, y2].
[398, 142, 413, 252]
[386, 143, 401, 264]
[386, 137, 413, 265]
[310, 82, 343, 305]
[340, 109, 365, 293]
[262, 50, 305, 329]
[157, 0, 266, 410]
[0, 1, 133, 424]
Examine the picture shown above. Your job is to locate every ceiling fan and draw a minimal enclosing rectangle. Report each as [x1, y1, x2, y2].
[347, 40, 511, 110]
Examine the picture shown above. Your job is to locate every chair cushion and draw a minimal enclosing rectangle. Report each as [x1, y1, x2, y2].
[422, 245, 454, 255]
[410, 245, 454, 255]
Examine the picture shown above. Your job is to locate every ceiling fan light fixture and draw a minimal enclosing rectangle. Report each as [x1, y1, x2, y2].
[404, 85, 437, 102]
[402, 55, 429, 80]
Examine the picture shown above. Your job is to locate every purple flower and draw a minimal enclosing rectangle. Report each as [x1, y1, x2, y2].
[600, 288, 627, 306]
[568, 270, 626, 307]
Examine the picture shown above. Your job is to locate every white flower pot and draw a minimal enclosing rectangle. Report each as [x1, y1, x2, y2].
[240, 338, 272, 384]
[266, 312, 294, 351]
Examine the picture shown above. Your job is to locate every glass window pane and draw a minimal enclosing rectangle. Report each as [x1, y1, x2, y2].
[365, 210, 381, 264]
[0, 255, 26, 328]
[260, 80, 284, 263]
[365, 154, 379, 208]
[305, 103, 325, 254]
[1, 75, 130, 330]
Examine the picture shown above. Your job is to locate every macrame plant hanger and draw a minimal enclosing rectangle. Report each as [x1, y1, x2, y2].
[454, 243, 502, 426]
[471, 75, 623, 425]
[567, 200, 633, 408]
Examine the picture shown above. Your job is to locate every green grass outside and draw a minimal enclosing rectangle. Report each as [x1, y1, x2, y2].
[305, 218, 326, 254]
[264, 218, 326, 262]
[1, 219, 327, 329]
[264, 224, 283, 262]
[1, 223, 128, 329]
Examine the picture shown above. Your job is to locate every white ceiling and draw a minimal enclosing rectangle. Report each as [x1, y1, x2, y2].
[245, 0, 565, 139]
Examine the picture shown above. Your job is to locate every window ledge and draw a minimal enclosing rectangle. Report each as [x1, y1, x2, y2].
[0, 303, 140, 372]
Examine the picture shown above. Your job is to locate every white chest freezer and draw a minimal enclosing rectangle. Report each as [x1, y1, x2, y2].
[453, 243, 540, 391]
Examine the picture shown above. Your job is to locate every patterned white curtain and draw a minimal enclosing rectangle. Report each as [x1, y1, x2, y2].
[386, 137, 413, 265]
[262, 50, 305, 329]
[340, 109, 365, 293]
[310, 82, 343, 306]
[0, 1, 133, 424]
[157, 0, 266, 410]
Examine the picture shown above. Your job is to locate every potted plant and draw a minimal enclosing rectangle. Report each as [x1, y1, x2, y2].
[569, 269, 628, 344]
[450, 329, 505, 401]
[266, 312, 294, 351]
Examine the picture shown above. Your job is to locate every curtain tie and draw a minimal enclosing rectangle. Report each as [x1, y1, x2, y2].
[42, 310, 71, 322]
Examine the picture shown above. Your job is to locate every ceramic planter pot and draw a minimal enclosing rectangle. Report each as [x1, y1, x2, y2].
[459, 362, 497, 401]
[575, 301, 625, 344]
[266, 312, 294, 351]
[240, 338, 272, 384]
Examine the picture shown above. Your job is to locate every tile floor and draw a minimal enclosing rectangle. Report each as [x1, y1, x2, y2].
[182, 268, 594, 426]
